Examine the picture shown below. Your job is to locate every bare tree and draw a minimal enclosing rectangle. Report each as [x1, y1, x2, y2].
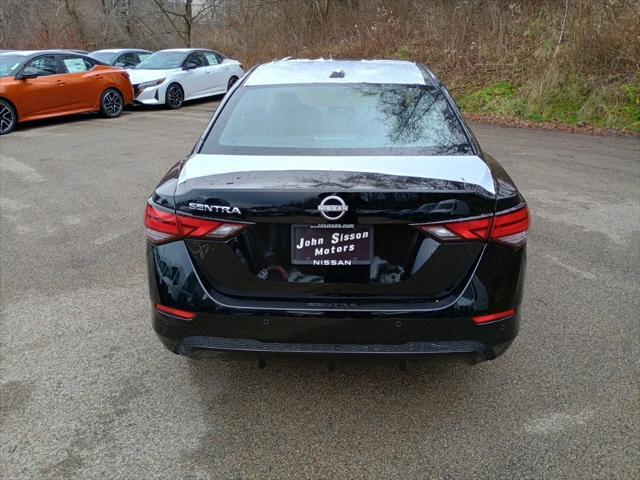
[151, 0, 215, 47]
[62, 0, 88, 44]
[100, 0, 136, 38]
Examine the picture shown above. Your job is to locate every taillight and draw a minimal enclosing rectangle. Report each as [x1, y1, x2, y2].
[177, 214, 248, 239]
[144, 204, 179, 244]
[144, 203, 251, 245]
[490, 205, 530, 247]
[420, 217, 492, 241]
[416, 205, 529, 248]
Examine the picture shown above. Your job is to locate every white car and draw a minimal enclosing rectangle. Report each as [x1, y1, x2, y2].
[128, 48, 244, 109]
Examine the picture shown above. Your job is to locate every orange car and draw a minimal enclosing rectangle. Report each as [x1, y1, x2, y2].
[0, 50, 134, 135]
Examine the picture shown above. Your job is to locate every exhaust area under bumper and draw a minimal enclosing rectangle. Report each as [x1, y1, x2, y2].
[176, 335, 489, 356]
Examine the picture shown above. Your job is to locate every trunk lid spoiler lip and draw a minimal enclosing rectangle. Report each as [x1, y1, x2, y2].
[177, 153, 496, 195]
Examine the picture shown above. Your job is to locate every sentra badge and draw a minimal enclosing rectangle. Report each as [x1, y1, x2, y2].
[188, 202, 241, 215]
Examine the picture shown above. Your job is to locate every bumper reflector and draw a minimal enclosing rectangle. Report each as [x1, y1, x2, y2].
[472, 308, 516, 324]
[155, 304, 196, 320]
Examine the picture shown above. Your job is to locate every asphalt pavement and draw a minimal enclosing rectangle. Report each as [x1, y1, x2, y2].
[1, 99, 639, 479]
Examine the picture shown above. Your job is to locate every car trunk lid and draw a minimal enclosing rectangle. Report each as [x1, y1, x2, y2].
[173, 153, 496, 305]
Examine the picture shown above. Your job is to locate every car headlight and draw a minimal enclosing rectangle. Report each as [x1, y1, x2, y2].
[138, 78, 165, 89]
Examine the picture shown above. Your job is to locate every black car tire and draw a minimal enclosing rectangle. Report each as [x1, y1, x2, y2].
[227, 76, 239, 92]
[100, 88, 124, 118]
[0, 99, 17, 135]
[165, 83, 184, 109]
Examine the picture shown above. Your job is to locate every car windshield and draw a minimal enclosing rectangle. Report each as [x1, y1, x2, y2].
[0, 54, 26, 77]
[136, 51, 186, 70]
[200, 84, 471, 156]
[90, 51, 117, 64]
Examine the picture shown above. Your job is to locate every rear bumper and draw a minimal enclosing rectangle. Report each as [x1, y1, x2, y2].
[148, 240, 525, 361]
[152, 308, 519, 360]
[175, 337, 491, 355]
[123, 86, 135, 106]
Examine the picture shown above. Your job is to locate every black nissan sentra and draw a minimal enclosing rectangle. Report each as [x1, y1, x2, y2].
[145, 59, 528, 363]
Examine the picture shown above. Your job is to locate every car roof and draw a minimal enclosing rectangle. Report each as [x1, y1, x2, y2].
[0, 50, 36, 56]
[245, 59, 429, 86]
[0, 50, 90, 57]
[0, 50, 109, 67]
[158, 48, 211, 53]
[91, 48, 152, 54]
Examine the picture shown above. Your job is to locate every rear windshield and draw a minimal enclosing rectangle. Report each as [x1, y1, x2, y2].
[89, 51, 117, 64]
[0, 54, 26, 77]
[200, 84, 471, 156]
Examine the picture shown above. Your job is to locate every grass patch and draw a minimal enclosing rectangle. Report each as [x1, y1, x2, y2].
[458, 79, 640, 132]
[577, 83, 640, 131]
[458, 81, 525, 117]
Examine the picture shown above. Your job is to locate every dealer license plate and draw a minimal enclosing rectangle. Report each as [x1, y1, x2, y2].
[291, 225, 372, 266]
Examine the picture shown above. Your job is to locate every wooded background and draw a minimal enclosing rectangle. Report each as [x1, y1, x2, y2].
[2, 0, 638, 131]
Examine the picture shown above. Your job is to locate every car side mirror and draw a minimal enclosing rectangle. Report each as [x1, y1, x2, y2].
[16, 67, 38, 80]
[182, 62, 198, 70]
